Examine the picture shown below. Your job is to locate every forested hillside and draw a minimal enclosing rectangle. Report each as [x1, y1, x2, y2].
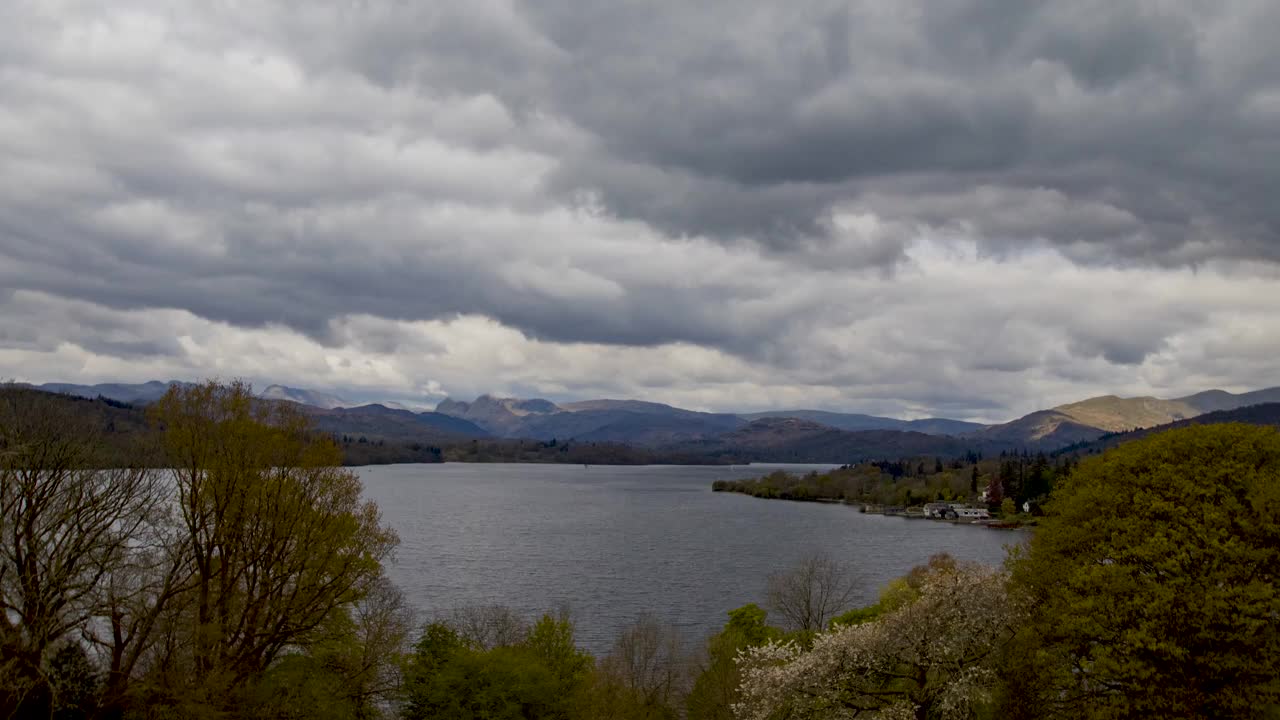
[0, 388, 728, 466]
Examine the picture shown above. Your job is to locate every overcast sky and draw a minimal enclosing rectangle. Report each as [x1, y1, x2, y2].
[2, 0, 1278, 421]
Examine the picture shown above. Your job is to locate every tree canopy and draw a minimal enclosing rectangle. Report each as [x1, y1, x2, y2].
[1010, 423, 1280, 718]
[737, 556, 1019, 720]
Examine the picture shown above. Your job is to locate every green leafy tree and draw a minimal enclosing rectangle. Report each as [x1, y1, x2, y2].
[248, 578, 414, 720]
[405, 645, 562, 720]
[1000, 497, 1016, 517]
[524, 611, 592, 691]
[686, 605, 781, 720]
[404, 610, 592, 720]
[1009, 424, 1280, 718]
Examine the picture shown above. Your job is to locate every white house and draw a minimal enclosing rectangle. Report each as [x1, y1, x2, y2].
[923, 502, 951, 518]
[924, 503, 991, 520]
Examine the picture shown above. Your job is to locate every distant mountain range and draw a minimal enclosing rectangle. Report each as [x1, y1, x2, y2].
[436, 396, 744, 444]
[301, 403, 489, 442]
[14, 379, 1280, 461]
[738, 409, 985, 436]
[19, 380, 196, 404]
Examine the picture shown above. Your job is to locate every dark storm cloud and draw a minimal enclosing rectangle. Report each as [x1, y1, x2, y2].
[269, 0, 1280, 264]
[2, 0, 1280, 419]
[508, 0, 1279, 261]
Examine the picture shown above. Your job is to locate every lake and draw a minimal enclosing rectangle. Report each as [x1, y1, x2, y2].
[357, 462, 1026, 654]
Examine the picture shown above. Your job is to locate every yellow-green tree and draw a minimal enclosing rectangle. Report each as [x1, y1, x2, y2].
[141, 380, 399, 712]
[1010, 424, 1280, 719]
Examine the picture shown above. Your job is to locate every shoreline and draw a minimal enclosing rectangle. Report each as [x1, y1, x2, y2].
[713, 488, 1033, 529]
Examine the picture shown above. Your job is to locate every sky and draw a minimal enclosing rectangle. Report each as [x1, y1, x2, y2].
[1, 0, 1278, 422]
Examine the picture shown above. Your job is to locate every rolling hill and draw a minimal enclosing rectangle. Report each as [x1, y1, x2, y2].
[25, 380, 194, 404]
[977, 386, 1280, 448]
[436, 395, 744, 445]
[1058, 402, 1280, 456]
[973, 409, 1111, 446]
[739, 409, 985, 436]
[1178, 387, 1280, 413]
[298, 403, 490, 442]
[666, 417, 1005, 463]
[0, 388, 477, 466]
[1049, 395, 1199, 431]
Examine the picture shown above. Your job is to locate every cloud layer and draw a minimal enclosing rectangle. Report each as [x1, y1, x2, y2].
[2, 0, 1278, 421]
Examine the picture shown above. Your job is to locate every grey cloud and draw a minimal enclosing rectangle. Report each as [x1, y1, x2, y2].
[0, 178, 791, 354]
[14, 0, 1278, 269]
[549, 158, 842, 246]
[2, 0, 1280, 422]
[1022, 2, 1201, 89]
[0, 292, 184, 359]
[1067, 335, 1162, 367]
[505, 0, 1279, 263]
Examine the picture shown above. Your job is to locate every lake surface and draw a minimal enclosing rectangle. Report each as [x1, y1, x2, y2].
[357, 462, 1027, 654]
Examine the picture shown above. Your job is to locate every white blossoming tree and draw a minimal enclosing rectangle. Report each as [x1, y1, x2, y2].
[734, 559, 1021, 720]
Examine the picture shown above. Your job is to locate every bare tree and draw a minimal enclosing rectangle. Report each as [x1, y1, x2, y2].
[600, 613, 691, 714]
[0, 387, 161, 720]
[92, 493, 194, 718]
[342, 578, 416, 718]
[438, 605, 530, 650]
[765, 550, 858, 632]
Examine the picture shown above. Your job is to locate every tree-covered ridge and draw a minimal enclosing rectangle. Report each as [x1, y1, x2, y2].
[714, 452, 1070, 511]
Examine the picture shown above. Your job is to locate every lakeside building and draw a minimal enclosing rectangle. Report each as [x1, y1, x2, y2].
[922, 502, 991, 520]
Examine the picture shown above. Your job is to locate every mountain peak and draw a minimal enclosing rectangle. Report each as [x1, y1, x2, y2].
[433, 394, 563, 434]
[258, 384, 348, 410]
[436, 397, 471, 415]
